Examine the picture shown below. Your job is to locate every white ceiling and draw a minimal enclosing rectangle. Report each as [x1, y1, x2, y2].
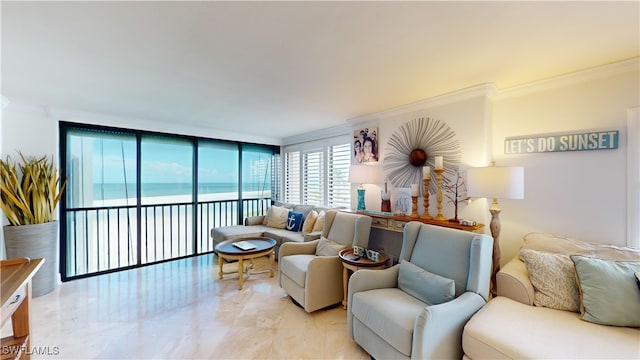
[2, 1, 638, 142]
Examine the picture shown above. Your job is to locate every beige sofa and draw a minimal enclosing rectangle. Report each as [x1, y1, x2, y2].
[462, 233, 640, 359]
[210, 203, 336, 256]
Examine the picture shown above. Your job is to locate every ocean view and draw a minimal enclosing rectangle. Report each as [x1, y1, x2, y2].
[92, 182, 270, 201]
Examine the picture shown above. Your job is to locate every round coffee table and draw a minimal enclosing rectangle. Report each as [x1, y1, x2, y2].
[339, 248, 388, 309]
[215, 237, 277, 290]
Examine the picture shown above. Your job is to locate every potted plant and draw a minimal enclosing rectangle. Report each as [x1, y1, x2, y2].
[0, 152, 66, 297]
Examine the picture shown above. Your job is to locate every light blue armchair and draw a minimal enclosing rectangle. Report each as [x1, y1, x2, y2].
[347, 222, 493, 359]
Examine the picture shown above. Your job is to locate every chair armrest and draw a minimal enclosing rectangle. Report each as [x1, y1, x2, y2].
[244, 215, 265, 226]
[278, 240, 319, 261]
[347, 265, 399, 308]
[347, 265, 400, 339]
[496, 256, 534, 306]
[413, 292, 487, 360]
[304, 256, 344, 313]
[303, 232, 322, 242]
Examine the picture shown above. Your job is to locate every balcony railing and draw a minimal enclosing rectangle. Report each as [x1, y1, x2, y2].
[63, 197, 271, 280]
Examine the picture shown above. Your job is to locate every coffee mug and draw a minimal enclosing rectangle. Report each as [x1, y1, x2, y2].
[353, 246, 364, 256]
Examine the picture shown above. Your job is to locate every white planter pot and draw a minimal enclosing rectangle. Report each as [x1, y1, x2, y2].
[4, 221, 59, 297]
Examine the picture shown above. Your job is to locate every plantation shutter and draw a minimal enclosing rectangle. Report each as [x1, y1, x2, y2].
[303, 150, 324, 205]
[284, 151, 300, 203]
[328, 143, 351, 208]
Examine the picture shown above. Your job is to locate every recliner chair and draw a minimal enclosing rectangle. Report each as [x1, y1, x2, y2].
[347, 222, 493, 359]
[279, 210, 372, 313]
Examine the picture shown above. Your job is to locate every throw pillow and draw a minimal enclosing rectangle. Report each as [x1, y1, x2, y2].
[315, 238, 345, 256]
[312, 211, 326, 232]
[398, 260, 455, 306]
[265, 205, 289, 229]
[285, 211, 304, 232]
[520, 248, 580, 312]
[302, 210, 318, 234]
[571, 255, 640, 327]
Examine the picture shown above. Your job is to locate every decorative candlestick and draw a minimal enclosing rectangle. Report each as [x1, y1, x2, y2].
[434, 168, 447, 221]
[421, 178, 432, 219]
[411, 196, 418, 217]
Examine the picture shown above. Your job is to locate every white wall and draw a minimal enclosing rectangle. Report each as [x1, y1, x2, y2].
[492, 60, 639, 263]
[345, 59, 639, 265]
[347, 85, 494, 224]
[1, 104, 60, 259]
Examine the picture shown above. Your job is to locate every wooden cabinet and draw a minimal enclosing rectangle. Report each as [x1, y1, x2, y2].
[1, 258, 44, 360]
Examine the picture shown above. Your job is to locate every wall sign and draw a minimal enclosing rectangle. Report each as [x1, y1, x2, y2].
[504, 130, 619, 154]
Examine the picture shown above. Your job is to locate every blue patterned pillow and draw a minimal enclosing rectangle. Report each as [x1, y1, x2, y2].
[285, 211, 304, 232]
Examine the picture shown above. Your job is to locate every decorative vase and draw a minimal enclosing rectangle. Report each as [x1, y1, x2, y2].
[4, 221, 59, 297]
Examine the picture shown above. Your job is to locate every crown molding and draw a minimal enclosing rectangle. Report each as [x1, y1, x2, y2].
[494, 57, 639, 100]
[282, 122, 351, 146]
[2, 99, 282, 145]
[346, 83, 498, 126]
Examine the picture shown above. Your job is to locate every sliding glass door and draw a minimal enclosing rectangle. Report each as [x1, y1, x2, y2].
[60, 123, 278, 280]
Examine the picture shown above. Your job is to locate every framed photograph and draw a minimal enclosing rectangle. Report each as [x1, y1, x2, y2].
[393, 187, 412, 216]
[353, 127, 379, 164]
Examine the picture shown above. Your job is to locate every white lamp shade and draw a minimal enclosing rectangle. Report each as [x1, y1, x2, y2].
[349, 164, 383, 185]
[467, 166, 525, 200]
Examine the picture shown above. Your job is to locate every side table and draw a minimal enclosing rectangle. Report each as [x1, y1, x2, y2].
[338, 248, 387, 309]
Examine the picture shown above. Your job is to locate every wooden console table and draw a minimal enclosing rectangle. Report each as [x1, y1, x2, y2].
[352, 211, 484, 233]
[1, 257, 44, 360]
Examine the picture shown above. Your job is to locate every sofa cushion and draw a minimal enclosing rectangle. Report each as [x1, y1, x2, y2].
[265, 205, 289, 228]
[352, 288, 426, 357]
[571, 255, 640, 327]
[522, 232, 640, 261]
[312, 211, 326, 232]
[211, 225, 264, 244]
[463, 296, 640, 359]
[285, 211, 304, 232]
[293, 204, 315, 221]
[520, 248, 580, 312]
[302, 210, 318, 234]
[398, 260, 454, 306]
[263, 229, 303, 243]
[279, 254, 315, 287]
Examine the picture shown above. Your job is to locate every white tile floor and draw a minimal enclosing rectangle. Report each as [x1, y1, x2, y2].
[22, 254, 369, 359]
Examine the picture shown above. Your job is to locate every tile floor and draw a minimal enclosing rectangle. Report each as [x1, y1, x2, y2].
[20, 254, 370, 359]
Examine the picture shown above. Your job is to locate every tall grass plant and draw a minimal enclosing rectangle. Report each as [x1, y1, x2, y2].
[0, 152, 66, 226]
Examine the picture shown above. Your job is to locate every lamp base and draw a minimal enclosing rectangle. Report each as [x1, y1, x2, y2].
[356, 188, 366, 211]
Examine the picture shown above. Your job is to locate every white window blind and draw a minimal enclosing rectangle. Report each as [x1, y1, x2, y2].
[303, 150, 324, 205]
[283, 135, 350, 207]
[328, 143, 351, 208]
[284, 151, 300, 203]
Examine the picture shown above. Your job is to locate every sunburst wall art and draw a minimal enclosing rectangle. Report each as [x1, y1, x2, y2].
[383, 117, 461, 196]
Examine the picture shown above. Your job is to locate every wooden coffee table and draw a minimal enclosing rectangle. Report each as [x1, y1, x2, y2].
[214, 237, 277, 290]
[339, 248, 387, 309]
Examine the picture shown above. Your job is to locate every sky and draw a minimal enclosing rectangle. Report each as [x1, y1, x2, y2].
[71, 134, 269, 184]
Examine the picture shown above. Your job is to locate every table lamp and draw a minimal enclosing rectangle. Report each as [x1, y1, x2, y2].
[349, 164, 383, 211]
[467, 164, 524, 296]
